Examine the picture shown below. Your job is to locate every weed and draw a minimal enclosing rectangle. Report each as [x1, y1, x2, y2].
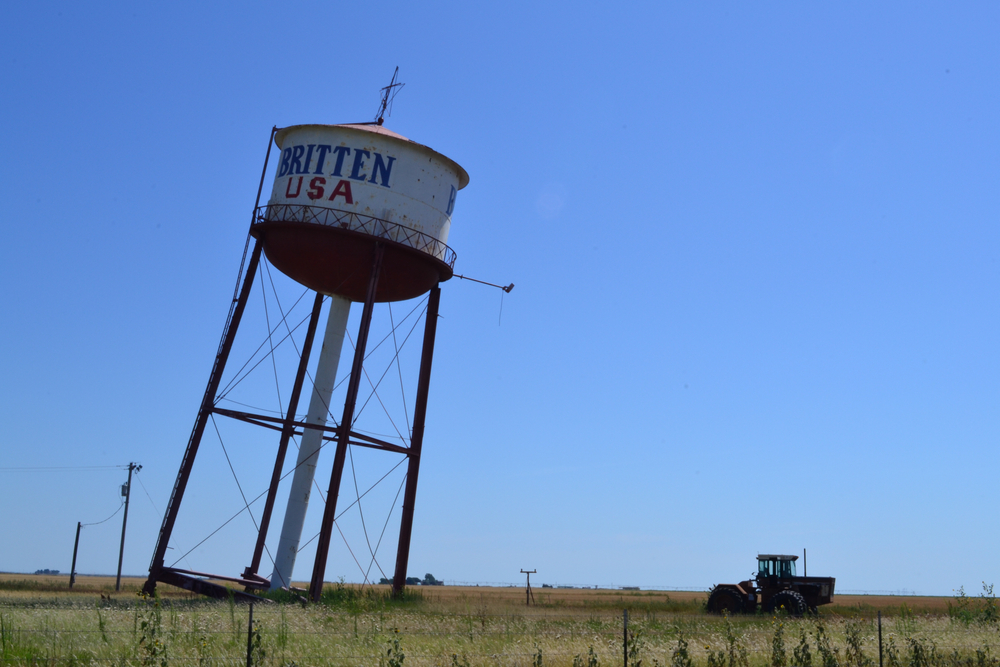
[137, 594, 167, 667]
[275, 606, 289, 652]
[672, 629, 693, 667]
[814, 621, 840, 667]
[627, 625, 647, 667]
[844, 619, 872, 667]
[771, 618, 787, 667]
[476, 595, 489, 631]
[722, 614, 749, 667]
[950, 588, 975, 626]
[249, 619, 265, 667]
[906, 637, 938, 667]
[227, 592, 237, 643]
[452, 652, 472, 667]
[382, 628, 404, 667]
[793, 628, 813, 667]
[896, 605, 917, 637]
[885, 636, 901, 667]
[708, 648, 728, 667]
[96, 605, 109, 643]
[195, 634, 211, 667]
[533, 643, 544, 667]
[979, 583, 997, 625]
[975, 644, 998, 667]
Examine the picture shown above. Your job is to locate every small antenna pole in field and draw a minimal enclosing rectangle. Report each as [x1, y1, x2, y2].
[520, 569, 536, 606]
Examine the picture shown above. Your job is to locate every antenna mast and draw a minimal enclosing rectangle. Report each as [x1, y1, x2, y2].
[375, 66, 405, 125]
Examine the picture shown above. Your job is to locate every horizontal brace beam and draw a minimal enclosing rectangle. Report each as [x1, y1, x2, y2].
[212, 407, 411, 455]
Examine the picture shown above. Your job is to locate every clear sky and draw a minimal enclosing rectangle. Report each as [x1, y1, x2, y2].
[1, 2, 998, 597]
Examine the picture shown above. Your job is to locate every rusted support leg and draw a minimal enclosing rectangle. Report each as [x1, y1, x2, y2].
[145, 239, 263, 595]
[392, 285, 441, 597]
[145, 125, 278, 597]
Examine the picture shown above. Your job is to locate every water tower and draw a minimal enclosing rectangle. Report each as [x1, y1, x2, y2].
[143, 114, 468, 601]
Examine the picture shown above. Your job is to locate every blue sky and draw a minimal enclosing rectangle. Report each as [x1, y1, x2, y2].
[1, 2, 998, 597]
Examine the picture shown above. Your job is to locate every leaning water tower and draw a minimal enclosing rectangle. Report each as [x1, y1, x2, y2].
[143, 97, 468, 601]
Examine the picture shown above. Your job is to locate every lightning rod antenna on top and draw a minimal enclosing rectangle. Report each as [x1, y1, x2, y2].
[376, 67, 405, 125]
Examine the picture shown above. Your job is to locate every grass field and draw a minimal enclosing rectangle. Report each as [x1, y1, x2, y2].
[0, 574, 996, 667]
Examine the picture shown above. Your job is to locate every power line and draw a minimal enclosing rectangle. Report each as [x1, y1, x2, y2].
[0, 465, 128, 472]
[81, 501, 125, 527]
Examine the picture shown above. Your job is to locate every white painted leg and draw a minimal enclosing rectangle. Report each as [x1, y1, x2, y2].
[270, 295, 351, 590]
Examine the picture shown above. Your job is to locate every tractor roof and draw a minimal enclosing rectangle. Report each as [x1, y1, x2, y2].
[757, 554, 799, 561]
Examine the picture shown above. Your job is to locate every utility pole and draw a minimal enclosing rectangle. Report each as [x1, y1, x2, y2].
[520, 569, 536, 606]
[116, 463, 141, 592]
[69, 522, 81, 589]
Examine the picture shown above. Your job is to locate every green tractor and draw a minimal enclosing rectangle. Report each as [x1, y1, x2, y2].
[706, 554, 835, 615]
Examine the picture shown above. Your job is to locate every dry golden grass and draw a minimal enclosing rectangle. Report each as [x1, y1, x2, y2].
[415, 585, 955, 616]
[0, 573, 955, 613]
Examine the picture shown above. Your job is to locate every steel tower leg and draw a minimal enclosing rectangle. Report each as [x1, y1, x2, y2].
[308, 244, 385, 602]
[245, 291, 325, 582]
[392, 285, 441, 597]
[144, 238, 263, 594]
[144, 126, 276, 595]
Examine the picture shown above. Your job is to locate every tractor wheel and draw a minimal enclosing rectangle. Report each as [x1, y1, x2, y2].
[706, 587, 744, 614]
[766, 590, 807, 616]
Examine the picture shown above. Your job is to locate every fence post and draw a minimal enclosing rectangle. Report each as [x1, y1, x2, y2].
[246, 602, 254, 667]
[878, 610, 883, 667]
[623, 608, 628, 667]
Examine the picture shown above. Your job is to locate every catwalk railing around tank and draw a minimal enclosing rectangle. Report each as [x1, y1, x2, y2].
[253, 204, 457, 269]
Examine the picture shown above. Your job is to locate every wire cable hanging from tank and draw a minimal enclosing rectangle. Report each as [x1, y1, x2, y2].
[363, 474, 407, 586]
[210, 413, 261, 534]
[215, 290, 313, 402]
[295, 456, 408, 552]
[387, 302, 412, 437]
[208, 411, 283, 574]
[347, 308, 426, 444]
[215, 252, 369, 405]
[258, 258, 286, 415]
[347, 444, 382, 581]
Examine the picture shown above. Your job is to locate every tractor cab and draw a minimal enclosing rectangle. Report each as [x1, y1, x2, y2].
[757, 554, 797, 580]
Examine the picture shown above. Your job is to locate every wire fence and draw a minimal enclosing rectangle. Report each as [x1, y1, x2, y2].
[0, 598, 997, 667]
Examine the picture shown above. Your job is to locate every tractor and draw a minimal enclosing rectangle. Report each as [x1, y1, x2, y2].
[706, 554, 835, 615]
